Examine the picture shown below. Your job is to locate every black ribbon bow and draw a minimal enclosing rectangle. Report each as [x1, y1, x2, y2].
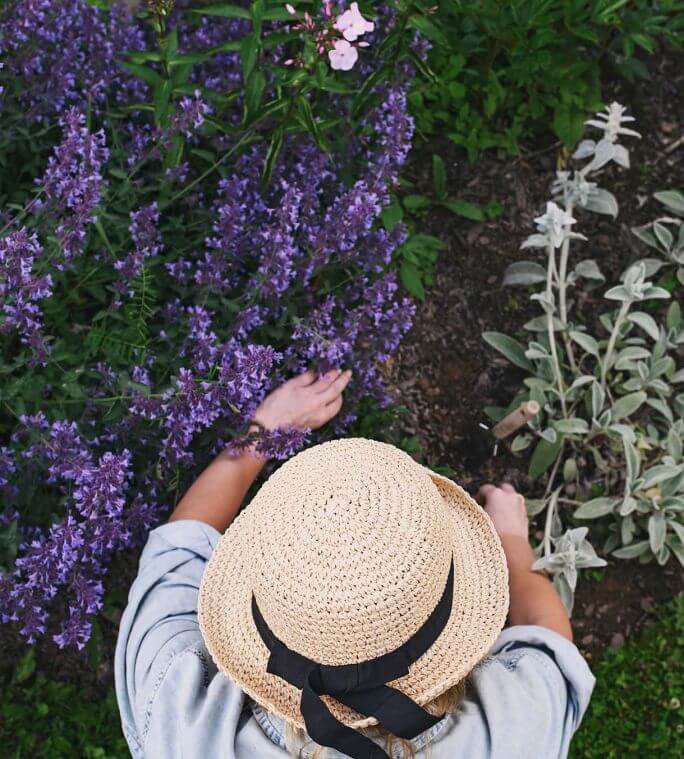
[252, 560, 454, 759]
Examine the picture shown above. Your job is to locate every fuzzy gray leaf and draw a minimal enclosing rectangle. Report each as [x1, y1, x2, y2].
[503, 261, 548, 286]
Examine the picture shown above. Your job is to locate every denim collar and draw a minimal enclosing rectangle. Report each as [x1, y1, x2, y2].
[249, 699, 451, 758]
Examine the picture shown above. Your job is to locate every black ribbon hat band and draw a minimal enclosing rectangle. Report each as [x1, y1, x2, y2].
[252, 559, 455, 759]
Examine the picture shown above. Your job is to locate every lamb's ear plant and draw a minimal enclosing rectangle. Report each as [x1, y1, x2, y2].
[483, 103, 683, 611]
[632, 189, 684, 285]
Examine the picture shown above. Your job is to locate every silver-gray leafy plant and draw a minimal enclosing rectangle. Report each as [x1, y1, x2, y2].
[484, 103, 684, 611]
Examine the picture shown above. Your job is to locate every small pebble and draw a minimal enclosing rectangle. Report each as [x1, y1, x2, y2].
[610, 632, 625, 648]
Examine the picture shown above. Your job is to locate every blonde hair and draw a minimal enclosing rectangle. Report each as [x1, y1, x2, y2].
[284, 679, 468, 758]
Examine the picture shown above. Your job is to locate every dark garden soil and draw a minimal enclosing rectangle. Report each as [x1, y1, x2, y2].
[2, 49, 683, 695]
[388, 47, 684, 657]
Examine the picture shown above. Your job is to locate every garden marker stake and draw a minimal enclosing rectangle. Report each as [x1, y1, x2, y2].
[492, 401, 540, 440]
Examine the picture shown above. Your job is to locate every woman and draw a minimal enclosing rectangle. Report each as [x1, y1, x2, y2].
[115, 369, 594, 759]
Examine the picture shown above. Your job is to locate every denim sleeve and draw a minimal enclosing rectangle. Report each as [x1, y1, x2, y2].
[470, 625, 595, 759]
[114, 520, 244, 758]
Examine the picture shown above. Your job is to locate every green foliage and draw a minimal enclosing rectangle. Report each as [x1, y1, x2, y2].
[571, 596, 684, 758]
[409, 0, 683, 157]
[0, 651, 128, 758]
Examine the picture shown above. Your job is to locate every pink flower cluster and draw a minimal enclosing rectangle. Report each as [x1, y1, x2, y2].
[284, 1, 375, 71]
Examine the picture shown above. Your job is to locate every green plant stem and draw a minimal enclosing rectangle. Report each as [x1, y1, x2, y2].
[600, 300, 630, 391]
[542, 483, 561, 556]
[546, 244, 567, 416]
[558, 201, 578, 373]
[165, 129, 255, 207]
[0, 190, 44, 236]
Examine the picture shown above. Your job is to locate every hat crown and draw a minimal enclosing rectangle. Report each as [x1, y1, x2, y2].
[249, 439, 452, 665]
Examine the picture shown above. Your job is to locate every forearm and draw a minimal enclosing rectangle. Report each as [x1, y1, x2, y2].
[501, 535, 573, 641]
[169, 447, 266, 532]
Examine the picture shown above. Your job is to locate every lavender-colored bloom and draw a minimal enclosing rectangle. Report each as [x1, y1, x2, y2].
[226, 426, 311, 460]
[165, 162, 190, 185]
[0, 0, 147, 119]
[364, 86, 414, 182]
[249, 186, 301, 300]
[54, 571, 103, 649]
[35, 108, 108, 264]
[0, 4, 419, 650]
[72, 450, 132, 519]
[0, 229, 52, 359]
[114, 203, 163, 297]
[171, 90, 212, 138]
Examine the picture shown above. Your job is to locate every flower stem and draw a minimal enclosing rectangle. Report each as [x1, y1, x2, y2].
[558, 202, 578, 373]
[546, 244, 567, 417]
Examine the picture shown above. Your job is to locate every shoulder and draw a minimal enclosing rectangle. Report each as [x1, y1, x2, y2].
[451, 626, 595, 758]
[141, 643, 247, 758]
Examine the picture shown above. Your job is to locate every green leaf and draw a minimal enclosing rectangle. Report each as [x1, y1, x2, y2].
[400, 262, 425, 301]
[297, 95, 330, 153]
[553, 104, 586, 146]
[153, 79, 173, 126]
[613, 540, 651, 559]
[654, 190, 684, 215]
[261, 127, 284, 188]
[641, 465, 683, 489]
[570, 330, 599, 357]
[380, 200, 403, 231]
[529, 435, 563, 478]
[14, 650, 36, 684]
[611, 391, 647, 421]
[351, 66, 389, 119]
[403, 194, 431, 212]
[574, 497, 617, 519]
[554, 418, 589, 435]
[503, 261, 547, 286]
[648, 512, 667, 554]
[441, 199, 485, 221]
[193, 4, 252, 19]
[483, 332, 534, 371]
[628, 311, 660, 341]
[121, 61, 163, 88]
[432, 154, 447, 201]
[244, 71, 266, 123]
[408, 14, 448, 46]
[240, 33, 259, 82]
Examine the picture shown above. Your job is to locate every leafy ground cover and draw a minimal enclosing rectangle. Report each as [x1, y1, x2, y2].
[570, 595, 684, 758]
[409, 0, 683, 157]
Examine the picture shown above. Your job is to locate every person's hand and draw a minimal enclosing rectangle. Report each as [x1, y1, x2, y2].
[476, 483, 528, 539]
[253, 369, 352, 431]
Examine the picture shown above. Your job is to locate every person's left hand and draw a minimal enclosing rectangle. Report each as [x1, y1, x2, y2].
[253, 369, 352, 431]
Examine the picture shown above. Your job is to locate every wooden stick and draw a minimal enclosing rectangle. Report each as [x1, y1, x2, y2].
[492, 401, 540, 440]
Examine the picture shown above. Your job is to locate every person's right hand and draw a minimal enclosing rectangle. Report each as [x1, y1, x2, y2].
[253, 368, 352, 432]
[476, 483, 528, 539]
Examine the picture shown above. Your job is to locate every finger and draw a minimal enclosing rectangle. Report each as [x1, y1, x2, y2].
[476, 484, 496, 505]
[317, 369, 352, 402]
[324, 395, 343, 419]
[310, 396, 343, 429]
[500, 483, 517, 494]
[310, 368, 342, 392]
[293, 369, 318, 387]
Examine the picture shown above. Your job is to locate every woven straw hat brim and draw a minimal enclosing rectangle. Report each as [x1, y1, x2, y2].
[198, 467, 509, 731]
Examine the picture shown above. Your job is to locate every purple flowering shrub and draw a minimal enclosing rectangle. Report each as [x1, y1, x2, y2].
[0, 1, 424, 648]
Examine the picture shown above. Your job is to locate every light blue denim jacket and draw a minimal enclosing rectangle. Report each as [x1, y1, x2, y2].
[115, 521, 595, 759]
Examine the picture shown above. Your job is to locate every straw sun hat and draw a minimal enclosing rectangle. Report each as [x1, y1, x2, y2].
[198, 438, 509, 757]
